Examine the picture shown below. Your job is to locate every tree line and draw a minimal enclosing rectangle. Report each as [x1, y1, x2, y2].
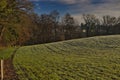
[0, 0, 120, 46]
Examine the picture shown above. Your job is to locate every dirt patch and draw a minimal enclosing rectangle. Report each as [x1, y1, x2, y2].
[0, 48, 19, 80]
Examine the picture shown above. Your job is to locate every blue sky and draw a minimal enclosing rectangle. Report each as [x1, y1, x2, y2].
[31, 0, 70, 15]
[30, 0, 120, 21]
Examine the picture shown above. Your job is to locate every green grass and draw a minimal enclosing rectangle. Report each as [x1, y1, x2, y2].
[0, 47, 15, 59]
[13, 35, 120, 80]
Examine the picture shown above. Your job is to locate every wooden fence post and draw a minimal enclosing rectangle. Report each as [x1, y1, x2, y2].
[1, 59, 4, 80]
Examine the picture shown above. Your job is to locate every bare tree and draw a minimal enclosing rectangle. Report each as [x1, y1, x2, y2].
[50, 10, 59, 41]
[83, 14, 100, 36]
[102, 15, 120, 34]
[62, 13, 76, 39]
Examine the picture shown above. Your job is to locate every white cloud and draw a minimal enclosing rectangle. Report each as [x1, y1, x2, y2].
[59, 0, 90, 4]
[67, 0, 120, 21]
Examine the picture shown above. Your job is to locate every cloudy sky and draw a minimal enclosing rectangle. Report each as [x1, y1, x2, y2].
[30, 0, 120, 21]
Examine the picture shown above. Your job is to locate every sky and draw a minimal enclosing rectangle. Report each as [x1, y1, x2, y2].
[29, 0, 120, 21]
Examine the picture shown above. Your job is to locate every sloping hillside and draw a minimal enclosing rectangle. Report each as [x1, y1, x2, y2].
[13, 35, 120, 80]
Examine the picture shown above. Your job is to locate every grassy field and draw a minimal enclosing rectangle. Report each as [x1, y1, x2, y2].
[0, 47, 15, 59]
[13, 35, 120, 80]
